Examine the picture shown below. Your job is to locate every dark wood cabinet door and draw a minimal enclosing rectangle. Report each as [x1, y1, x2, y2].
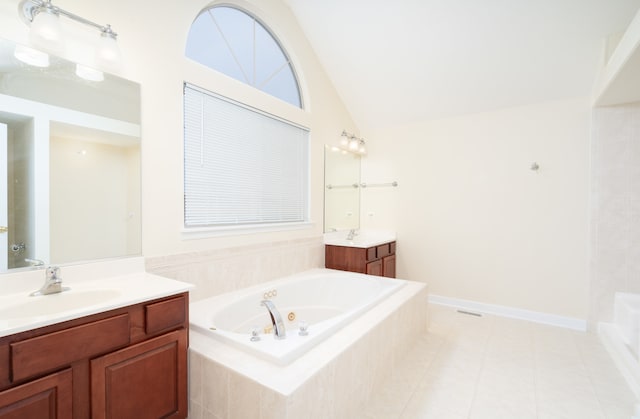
[366, 259, 383, 276]
[383, 254, 396, 278]
[91, 329, 187, 419]
[0, 368, 72, 419]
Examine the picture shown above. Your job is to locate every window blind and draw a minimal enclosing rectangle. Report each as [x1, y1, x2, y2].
[183, 84, 309, 228]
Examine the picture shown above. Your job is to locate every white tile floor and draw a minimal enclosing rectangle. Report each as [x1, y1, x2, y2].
[363, 304, 637, 419]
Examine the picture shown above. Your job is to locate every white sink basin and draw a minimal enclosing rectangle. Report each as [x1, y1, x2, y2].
[0, 259, 194, 338]
[324, 230, 396, 248]
[0, 289, 122, 320]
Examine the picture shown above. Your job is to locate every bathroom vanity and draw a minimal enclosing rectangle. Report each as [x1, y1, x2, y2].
[324, 231, 396, 278]
[0, 263, 192, 419]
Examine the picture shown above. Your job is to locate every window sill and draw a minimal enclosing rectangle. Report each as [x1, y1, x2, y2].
[181, 221, 315, 240]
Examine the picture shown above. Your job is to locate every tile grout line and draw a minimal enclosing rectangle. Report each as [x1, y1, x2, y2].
[571, 333, 608, 419]
[465, 313, 495, 419]
[531, 326, 540, 419]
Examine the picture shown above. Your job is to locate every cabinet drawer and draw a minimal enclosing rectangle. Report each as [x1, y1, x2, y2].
[145, 296, 186, 335]
[376, 243, 391, 258]
[11, 314, 130, 382]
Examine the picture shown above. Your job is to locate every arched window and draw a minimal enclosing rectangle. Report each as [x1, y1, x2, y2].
[185, 5, 302, 108]
[183, 6, 309, 234]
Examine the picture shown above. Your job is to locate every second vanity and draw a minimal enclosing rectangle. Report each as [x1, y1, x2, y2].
[0, 258, 193, 419]
[324, 230, 397, 278]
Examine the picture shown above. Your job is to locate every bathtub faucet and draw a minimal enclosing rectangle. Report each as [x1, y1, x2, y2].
[261, 300, 286, 339]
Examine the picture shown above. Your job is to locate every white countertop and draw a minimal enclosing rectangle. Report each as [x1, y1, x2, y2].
[0, 257, 193, 338]
[323, 230, 396, 248]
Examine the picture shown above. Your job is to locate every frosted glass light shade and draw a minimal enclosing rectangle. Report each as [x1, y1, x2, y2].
[96, 34, 121, 69]
[29, 10, 63, 52]
[14, 44, 49, 67]
[75, 64, 104, 82]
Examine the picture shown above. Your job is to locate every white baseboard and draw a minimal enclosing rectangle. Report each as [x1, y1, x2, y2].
[428, 294, 587, 331]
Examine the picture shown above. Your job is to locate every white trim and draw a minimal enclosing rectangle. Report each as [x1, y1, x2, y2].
[181, 221, 314, 240]
[598, 322, 640, 399]
[428, 294, 588, 331]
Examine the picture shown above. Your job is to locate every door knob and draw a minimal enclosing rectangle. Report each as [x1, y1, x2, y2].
[0, 226, 7, 233]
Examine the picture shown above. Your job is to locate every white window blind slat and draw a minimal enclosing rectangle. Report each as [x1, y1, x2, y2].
[184, 84, 309, 228]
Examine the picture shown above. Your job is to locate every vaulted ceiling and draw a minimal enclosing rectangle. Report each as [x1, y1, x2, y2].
[284, 0, 640, 130]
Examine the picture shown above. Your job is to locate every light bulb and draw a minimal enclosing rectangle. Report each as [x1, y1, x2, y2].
[76, 64, 104, 82]
[340, 135, 349, 147]
[29, 9, 64, 52]
[14, 44, 49, 67]
[348, 138, 359, 151]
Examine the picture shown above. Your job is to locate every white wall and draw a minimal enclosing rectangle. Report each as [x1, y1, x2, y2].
[0, 0, 356, 261]
[361, 97, 591, 320]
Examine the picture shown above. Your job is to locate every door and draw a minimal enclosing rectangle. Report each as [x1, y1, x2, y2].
[0, 369, 72, 419]
[0, 123, 7, 271]
[366, 259, 383, 276]
[91, 330, 187, 419]
[383, 254, 396, 278]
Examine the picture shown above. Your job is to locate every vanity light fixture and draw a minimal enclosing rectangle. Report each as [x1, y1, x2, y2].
[26, 0, 63, 52]
[339, 130, 366, 155]
[18, 0, 122, 69]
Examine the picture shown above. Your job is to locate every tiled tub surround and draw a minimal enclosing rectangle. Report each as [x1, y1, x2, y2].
[590, 102, 640, 327]
[188, 277, 428, 418]
[599, 292, 640, 399]
[146, 237, 324, 302]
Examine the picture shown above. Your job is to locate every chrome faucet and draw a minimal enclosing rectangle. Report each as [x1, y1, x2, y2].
[346, 229, 358, 240]
[261, 300, 286, 339]
[30, 266, 70, 296]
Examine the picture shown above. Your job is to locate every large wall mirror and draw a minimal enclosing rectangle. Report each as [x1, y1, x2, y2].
[323, 145, 360, 232]
[0, 38, 141, 272]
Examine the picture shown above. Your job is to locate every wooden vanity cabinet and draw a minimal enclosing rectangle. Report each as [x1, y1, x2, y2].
[0, 292, 189, 419]
[326, 241, 396, 278]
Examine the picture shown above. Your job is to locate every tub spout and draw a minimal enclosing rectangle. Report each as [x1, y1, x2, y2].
[261, 300, 286, 339]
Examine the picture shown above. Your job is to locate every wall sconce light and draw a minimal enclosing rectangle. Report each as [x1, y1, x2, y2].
[339, 130, 366, 155]
[18, 0, 121, 70]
